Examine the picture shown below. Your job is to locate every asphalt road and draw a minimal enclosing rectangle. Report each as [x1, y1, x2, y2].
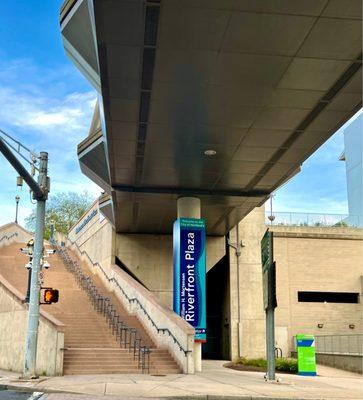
[0, 391, 32, 400]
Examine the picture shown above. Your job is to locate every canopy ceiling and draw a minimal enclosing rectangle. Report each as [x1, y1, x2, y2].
[61, 0, 362, 234]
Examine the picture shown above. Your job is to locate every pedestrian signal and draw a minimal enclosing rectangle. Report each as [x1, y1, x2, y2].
[42, 288, 59, 304]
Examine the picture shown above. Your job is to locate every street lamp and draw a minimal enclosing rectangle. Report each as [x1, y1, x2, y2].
[267, 194, 275, 225]
[15, 195, 20, 224]
[50, 219, 55, 243]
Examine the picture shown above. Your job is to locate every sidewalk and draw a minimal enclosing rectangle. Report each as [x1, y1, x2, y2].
[1, 361, 362, 400]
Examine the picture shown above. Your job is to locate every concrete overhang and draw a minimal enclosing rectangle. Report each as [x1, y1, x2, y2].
[61, 0, 362, 235]
[99, 192, 115, 226]
[60, 0, 100, 91]
[77, 102, 111, 192]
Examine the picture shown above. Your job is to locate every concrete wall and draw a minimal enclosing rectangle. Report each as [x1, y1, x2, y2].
[229, 206, 267, 361]
[68, 200, 225, 309]
[0, 222, 33, 247]
[271, 225, 363, 357]
[115, 233, 225, 307]
[291, 351, 362, 374]
[226, 211, 363, 363]
[0, 275, 64, 376]
[315, 353, 362, 374]
[68, 202, 114, 277]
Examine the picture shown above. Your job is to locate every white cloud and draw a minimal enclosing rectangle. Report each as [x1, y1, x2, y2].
[0, 86, 96, 138]
[0, 58, 101, 229]
[30, 112, 70, 126]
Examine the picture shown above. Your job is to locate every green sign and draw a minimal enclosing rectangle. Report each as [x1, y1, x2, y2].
[261, 229, 272, 272]
[261, 229, 276, 310]
[296, 334, 317, 376]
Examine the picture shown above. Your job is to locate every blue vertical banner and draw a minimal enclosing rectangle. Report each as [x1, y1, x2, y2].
[173, 218, 207, 342]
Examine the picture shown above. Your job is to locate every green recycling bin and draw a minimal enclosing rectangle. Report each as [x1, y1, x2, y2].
[296, 334, 317, 376]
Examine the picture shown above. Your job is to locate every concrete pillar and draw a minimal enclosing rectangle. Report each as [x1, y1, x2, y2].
[176, 196, 203, 372]
[177, 197, 201, 219]
[229, 206, 266, 360]
[194, 341, 202, 372]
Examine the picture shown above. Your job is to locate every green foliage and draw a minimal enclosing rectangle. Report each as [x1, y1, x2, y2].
[25, 191, 95, 239]
[236, 357, 297, 373]
[237, 357, 266, 368]
[275, 358, 298, 373]
[333, 221, 348, 227]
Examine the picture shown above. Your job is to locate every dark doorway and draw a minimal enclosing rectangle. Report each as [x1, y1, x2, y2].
[202, 247, 230, 360]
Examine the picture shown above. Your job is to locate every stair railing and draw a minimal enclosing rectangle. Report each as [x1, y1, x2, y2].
[66, 238, 192, 358]
[0, 232, 18, 244]
[55, 245, 151, 373]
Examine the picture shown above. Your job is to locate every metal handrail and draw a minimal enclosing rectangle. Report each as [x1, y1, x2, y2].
[56, 245, 151, 373]
[66, 238, 191, 356]
[292, 334, 363, 356]
[275, 347, 282, 358]
[265, 211, 361, 228]
[0, 232, 18, 243]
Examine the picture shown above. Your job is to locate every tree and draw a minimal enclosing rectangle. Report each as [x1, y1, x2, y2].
[25, 191, 95, 239]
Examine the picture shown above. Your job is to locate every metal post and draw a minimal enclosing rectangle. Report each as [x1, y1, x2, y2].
[25, 268, 32, 303]
[23, 152, 48, 378]
[50, 220, 55, 243]
[266, 307, 275, 380]
[15, 195, 20, 224]
[262, 230, 276, 381]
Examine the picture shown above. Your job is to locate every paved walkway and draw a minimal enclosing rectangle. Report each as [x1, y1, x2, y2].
[1, 361, 362, 399]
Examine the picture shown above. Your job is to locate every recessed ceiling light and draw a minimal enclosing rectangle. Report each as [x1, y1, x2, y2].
[204, 149, 216, 156]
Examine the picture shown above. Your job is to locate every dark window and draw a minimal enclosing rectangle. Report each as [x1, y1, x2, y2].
[298, 291, 359, 304]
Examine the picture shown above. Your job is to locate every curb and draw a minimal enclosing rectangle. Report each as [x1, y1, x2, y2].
[0, 383, 349, 400]
[157, 397, 325, 400]
[0, 386, 333, 400]
[0, 384, 72, 396]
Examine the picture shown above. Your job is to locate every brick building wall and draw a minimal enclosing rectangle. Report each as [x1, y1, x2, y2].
[270, 226, 363, 356]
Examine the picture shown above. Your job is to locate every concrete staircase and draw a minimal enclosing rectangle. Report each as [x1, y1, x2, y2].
[0, 242, 181, 375]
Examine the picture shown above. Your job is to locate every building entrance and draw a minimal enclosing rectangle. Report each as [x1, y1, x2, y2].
[202, 251, 230, 360]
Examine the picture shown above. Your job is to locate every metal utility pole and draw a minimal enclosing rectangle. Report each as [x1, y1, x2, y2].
[261, 229, 277, 381]
[0, 134, 49, 378]
[23, 151, 48, 378]
[15, 195, 20, 223]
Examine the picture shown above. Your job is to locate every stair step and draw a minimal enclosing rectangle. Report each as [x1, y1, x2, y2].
[0, 244, 182, 375]
[64, 369, 141, 374]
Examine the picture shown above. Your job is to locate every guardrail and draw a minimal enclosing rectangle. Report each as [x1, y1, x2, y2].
[293, 334, 363, 355]
[65, 238, 192, 358]
[266, 212, 361, 228]
[315, 335, 363, 355]
[0, 232, 18, 244]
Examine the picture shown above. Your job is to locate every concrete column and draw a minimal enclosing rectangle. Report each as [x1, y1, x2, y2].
[177, 197, 201, 219]
[194, 341, 202, 372]
[176, 196, 202, 372]
[229, 206, 266, 360]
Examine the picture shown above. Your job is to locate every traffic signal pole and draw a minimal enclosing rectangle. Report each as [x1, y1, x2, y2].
[0, 135, 49, 378]
[23, 152, 48, 378]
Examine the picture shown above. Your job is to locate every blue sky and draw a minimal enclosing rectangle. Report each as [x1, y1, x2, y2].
[0, 1, 360, 226]
[268, 111, 362, 216]
[0, 1, 100, 226]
